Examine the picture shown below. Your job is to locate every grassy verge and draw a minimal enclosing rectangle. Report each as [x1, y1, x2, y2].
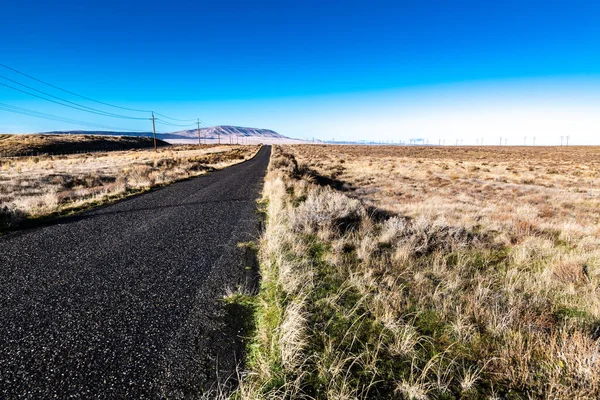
[236, 147, 600, 399]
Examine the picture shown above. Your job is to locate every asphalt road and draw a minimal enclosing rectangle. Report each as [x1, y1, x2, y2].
[0, 145, 271, 399]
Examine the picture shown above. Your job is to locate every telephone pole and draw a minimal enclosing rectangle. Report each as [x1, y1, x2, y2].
[197, 118, 201, 145]
[566, 136, 570, 146]
[151, 112, 157, 152]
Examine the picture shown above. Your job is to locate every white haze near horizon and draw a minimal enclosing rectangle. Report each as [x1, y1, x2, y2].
[171, 77, 597, 146]
[306, 101, 599, 146]
[258, 78, 600, 146]
[3, 77, 600, 146]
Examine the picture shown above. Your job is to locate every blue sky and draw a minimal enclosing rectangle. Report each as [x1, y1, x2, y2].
[2, 0, 600, 144]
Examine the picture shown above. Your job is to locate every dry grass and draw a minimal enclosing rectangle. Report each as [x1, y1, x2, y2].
[237, 145, 600, 399]
[0, 144, 259, 230]
[0, 133, 168, 156]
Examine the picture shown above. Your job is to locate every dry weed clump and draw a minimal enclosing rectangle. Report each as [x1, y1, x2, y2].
[0, 145, 259, 230]
[238, 145, 600, 399]
[292, 189, 365, 236]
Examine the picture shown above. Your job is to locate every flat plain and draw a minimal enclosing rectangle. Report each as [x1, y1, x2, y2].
[240, 144, 600, 399]
[291, 144, 600, 235]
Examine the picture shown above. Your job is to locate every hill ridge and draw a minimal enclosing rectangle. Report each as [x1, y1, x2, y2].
[40, 125, 288, 140]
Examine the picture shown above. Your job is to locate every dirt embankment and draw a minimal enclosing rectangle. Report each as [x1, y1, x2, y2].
[0, 134, 169, 157]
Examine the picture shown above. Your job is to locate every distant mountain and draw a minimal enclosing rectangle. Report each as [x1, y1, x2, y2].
[170, 126, 287, 140]
[41, 126, 304, 144]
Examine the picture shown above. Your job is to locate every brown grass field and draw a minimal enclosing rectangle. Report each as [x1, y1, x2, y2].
[236, 145, 600, 399]
[0, 133, 168, 157]
[291, 145, 600, 240]
[0, 142, 259, 231]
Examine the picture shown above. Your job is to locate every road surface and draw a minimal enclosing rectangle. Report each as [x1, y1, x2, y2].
[0, 146, 271, 398]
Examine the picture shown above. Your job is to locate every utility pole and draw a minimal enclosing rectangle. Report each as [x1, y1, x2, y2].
[566, 136, 570, 146]
[504, 138, 507, 146]
[197, 118, 201, 145]
[151, 112, 157, 152]
[500, 137, 502, 146]
[560, 136, 564, 146]
[524, 136, 527, 146]
[218, 129, 221, 145]
[533, 137, 536, 146]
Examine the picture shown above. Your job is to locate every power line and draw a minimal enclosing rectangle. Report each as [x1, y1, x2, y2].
[0, 75, 148, 120]
[0, 82, 150, 120]
[199, 120, 215, 127]
[0, 63, 202, 122]
[153, 112, 196, 122]
[0, 102, 148, 132]
[0, 102, 149, 132]
[0, 63, 151, 113]
[154, 119, 197, 127]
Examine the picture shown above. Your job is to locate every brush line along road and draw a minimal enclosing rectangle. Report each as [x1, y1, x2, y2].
[0, 146, 271, 398]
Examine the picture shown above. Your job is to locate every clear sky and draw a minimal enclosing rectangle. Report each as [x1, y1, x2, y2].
[1, 0, 600, 144]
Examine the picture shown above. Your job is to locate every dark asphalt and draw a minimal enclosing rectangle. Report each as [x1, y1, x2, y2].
[0, 146, 271, 399]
